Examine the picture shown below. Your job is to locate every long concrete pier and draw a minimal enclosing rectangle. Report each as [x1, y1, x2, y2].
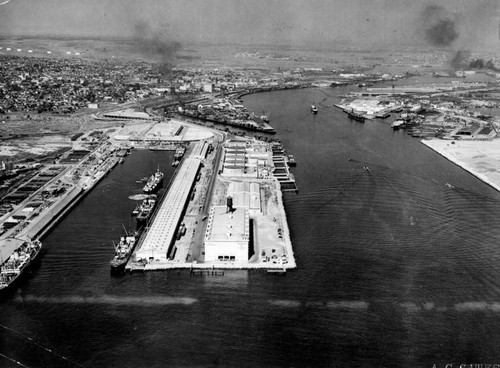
[0, 145, 120, 263]
[127, 136, 297, 272]
[132, 157, 201, 262]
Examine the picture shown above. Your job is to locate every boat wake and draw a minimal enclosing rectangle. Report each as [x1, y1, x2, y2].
[269, 299, 500, 313]
[269, 299, 369, 310]
[128, 193, 156, 201]
[16, 294, 198, 306]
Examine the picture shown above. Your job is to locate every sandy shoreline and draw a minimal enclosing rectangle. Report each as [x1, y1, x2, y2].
[421, 139, 500, 192]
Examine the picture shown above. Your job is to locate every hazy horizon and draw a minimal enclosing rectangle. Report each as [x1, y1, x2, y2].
[0, 0, 498, 51]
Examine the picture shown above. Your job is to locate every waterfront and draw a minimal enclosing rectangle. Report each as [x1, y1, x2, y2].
[2, 87, 500, 366]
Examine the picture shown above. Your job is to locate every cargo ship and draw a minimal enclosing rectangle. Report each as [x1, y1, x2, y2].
[135, 198, 156, 223]
[0, 238, 42, 294]
[347, 110, 365, 122]
[110, 236, 136, 274]
[143, 167, 163, 193]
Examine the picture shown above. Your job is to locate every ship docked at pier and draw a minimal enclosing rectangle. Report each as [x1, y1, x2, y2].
[133, 197, 156, 224]
[172, 146, 186, 167]
[347, 109, 365, 122]
[143, 167, 164, 194]
[110, 236, 136, 273]
[0, 238, 42, 294]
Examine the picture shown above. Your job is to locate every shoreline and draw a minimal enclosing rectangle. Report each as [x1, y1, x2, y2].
[421, 138, 500, 193]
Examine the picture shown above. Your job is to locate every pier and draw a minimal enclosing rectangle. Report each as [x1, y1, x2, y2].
[127, 135, 297, 272]
[0, 142, 122, 270]
[131, 157, 201, 262]
[271, 143, 298, 192]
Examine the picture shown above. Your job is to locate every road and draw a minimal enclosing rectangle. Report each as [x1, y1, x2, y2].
[189, 129, 225, 262]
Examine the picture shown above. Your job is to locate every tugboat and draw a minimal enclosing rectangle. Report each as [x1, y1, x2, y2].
[110, 235, 136, 274]
[0, 238, 42, 295]
[143, 166, 163, 194]
[311, 103, 318, 114]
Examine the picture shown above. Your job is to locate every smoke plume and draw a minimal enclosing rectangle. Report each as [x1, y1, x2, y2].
[421, 4, 459, 47]
[449, 50, 470, 69]
[132, 21, 181, 74]
[469, 58, 500, 72]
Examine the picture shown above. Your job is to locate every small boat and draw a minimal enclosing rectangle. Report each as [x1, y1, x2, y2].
[287, 154, 296, 166]
[391, 120, 405, 129]
[131, 203, 140, 216]
[311, 104, 318, 114]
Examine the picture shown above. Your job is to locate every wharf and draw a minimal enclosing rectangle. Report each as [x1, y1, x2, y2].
[131, 155, 202, 262]
[334, 103, 399, 120]
[127, 262, 291, 272]
[1, 144, 120, 248]
[127, 137, 297, 272]
[16, 186, 84, 241]
[271, 143, 298, 192]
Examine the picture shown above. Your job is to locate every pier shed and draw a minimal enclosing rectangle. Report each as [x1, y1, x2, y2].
[135, 157, 201, 261]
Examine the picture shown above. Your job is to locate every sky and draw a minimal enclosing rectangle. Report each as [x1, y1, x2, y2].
[0, 0, 498, 49]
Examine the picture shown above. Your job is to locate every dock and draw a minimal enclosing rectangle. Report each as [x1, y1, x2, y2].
[127, 136, 297, 272]
[1, 142, 121, 257]
[271, 143, 298, 192]
[130, 156, 201, 263]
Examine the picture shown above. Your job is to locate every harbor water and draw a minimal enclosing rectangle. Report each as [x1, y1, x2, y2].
[2, 87, 500, 367]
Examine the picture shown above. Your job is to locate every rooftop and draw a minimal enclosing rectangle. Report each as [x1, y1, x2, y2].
[204, 206, 249, 242]
[136, 157, 201, 261]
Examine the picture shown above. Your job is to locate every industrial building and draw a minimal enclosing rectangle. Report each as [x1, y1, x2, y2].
[202, 180, 261, 263]
[101, 109, 152, 121]
[221, 140, 272, 178]
[226, 181, 261, 215]
[203, 205, 250, 263]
